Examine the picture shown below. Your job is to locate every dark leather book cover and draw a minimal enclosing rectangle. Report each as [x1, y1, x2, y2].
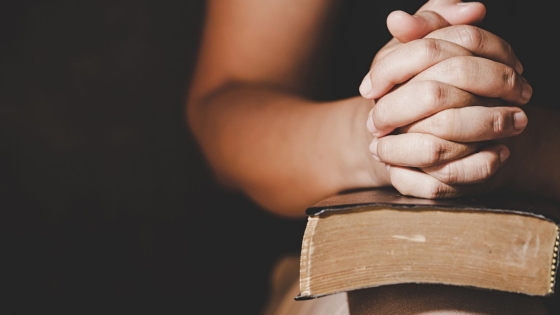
[306, 188, 560, 224]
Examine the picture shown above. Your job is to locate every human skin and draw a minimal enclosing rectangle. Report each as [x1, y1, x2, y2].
[362, 6, 560, 201]
[186, 0, 560, 217]
[360, 9, 532, 198]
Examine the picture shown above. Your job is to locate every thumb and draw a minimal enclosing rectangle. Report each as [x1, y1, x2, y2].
[388, 1, 486, 43]
[418, 0, 486, 24]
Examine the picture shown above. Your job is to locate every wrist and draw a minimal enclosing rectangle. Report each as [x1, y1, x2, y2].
[343, 97, 391, 189]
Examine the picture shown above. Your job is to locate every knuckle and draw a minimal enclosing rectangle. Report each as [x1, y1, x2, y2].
[420, 38, 444, 63]
[492, 110, 508, 134]
[455, 25, 484, 51]
[421, 81, 446, 111]
[424, 181, 447, 199]
[501, 66, 517, 92]
[420, 135, 446, 165]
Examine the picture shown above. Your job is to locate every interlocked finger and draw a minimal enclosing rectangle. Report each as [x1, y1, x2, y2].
[370, 133, 481, 168]
[411, 56, 532, 106]
[425, 24, 522, 73]
[362, 24, 524, 100]
[399, 106, 528, 142]
[367, 80, 504, 137]
[361, 39, 473, 100]
[387, 165, 474, 199]
[420, 144, 509, 184]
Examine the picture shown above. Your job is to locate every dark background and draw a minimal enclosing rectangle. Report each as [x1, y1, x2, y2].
[1, 1, 306, 312]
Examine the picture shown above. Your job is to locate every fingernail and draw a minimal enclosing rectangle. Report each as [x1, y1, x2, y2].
[369, 137, 379, 160]
[521, 80, 532, 102]
[513, 111, 528, 130]
[515, 60, 524, 74]
[359, 75, 373, 98]
[499, 147, 510, 163]
[366, 111, 378, 134]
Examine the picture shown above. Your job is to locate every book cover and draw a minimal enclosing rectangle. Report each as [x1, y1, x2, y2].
[297, 188, 560, 299]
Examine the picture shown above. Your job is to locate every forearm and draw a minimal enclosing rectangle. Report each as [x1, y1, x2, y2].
[187, 83, 388, 217]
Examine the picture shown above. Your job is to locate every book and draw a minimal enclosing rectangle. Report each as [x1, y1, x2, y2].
[296, 188, 560, 300]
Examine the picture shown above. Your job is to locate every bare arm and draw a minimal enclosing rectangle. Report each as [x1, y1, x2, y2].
[186, 0, 386, 217]
[186, 0, 499, 217]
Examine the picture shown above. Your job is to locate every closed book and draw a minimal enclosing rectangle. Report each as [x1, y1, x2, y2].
[296, 188, 560, 300]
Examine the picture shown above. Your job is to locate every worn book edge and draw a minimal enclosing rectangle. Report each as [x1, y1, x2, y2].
[296, 221, 559, 301]
[306, 189, 560, 222]
[296, 188, 560, 300]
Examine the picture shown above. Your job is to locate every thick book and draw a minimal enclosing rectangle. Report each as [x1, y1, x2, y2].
[296, 188, 560, 300]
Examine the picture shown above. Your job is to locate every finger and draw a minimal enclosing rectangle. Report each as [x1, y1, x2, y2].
[388, 1, 486, 43]
[400, 106, 528, 142]
[421, 144, 509, 184]
[367, 80, 504, 136]
[370, 133, 480, 168]
[416, 0, 486, 24]
[373, 10, 452, 69]
[411, 56, 532, 106]
[425, 24, 523, 74]
[387, 10, 450, 44]
[362, 28, 523, 100]
[387, 165, 478, 199]
[376, 1, 485, 63]
[360, 38, 473, 99]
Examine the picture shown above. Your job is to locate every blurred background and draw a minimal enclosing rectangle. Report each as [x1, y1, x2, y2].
[1, 1, 306, 312]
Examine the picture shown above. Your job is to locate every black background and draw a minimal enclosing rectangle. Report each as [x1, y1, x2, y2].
[1, 1, 306, 313]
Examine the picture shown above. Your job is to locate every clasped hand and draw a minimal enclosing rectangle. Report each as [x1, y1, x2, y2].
[360, 4, 532, 198]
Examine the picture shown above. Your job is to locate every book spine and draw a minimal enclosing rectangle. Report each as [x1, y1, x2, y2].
[299, 216, 319, 297]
